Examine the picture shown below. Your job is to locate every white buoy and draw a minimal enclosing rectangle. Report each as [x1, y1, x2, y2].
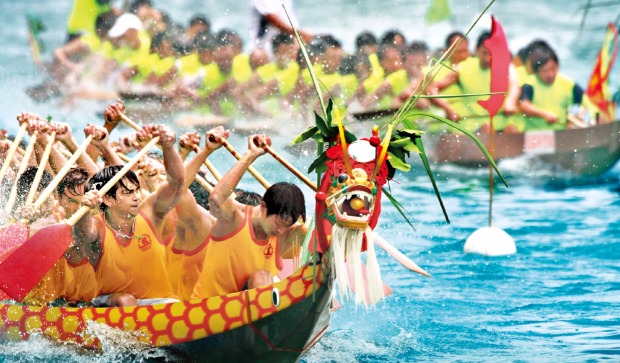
[464, 226, 516, 256]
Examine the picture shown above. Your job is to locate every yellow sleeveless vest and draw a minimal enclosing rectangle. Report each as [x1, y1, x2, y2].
[192, 206, 282, 299]
[523, 73, 575, 130]
[66, 0, 111, 35]
[95, 212, 176, 299]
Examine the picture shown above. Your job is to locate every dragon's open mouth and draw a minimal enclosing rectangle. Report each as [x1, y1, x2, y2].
[331, 185, 375, 228]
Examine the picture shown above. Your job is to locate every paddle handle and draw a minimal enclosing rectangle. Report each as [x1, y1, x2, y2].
[222, 139, 270, 189]
[120, 111, 217, 193]
[372, 232, 430, 277]
[67, 137, 160, 226]
[0, 123, 28, 185]
[25, 131, 56, 205]
[263, 145, 317, 191]
[5, 130, 39, 211]
[34, 135, 93, 209]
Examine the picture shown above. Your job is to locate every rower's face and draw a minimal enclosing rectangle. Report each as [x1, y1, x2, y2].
[105, 179, 142, 217]
[477, 45, 491, 69]
[263, 214, 294, 236]
[323, 47, 342, 74]
[451, 38, 470, 64]
[381, 48, 403, 74]
[214, 45, 234, 72]
[537, 60, 558, 85]
[59, 184, 85, 216]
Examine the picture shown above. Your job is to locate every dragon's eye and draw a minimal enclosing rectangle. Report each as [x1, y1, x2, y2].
[337, 174, 349, 183]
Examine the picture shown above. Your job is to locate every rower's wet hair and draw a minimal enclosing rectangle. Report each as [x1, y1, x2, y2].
[355, 31, 377, 49]
[194, 30, 216, 52]
[235, 189, 262, 207]
[445, 31, 466, 49]
[87, 165, 140, 212]
[476, 31, 492, 49]
[95, 11, 118, 38]
[262, 182, 306, 224]
[56, 167, 90, 198]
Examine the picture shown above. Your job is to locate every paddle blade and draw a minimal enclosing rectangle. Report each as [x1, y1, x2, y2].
[0, 223, 29, 263]
[0, 222, 72, 301]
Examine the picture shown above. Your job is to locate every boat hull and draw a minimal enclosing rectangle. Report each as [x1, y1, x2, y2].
[0, 263, 332, 362]
[428, 121, 620, 176]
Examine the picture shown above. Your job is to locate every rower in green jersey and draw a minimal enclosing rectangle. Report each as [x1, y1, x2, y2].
[431, 32, 520, 133]
[246, 33, 300, 117]
[355, 31, 385, 86]
[125, 31, 178, 89]
[199, 29, 254, 117]
[361, 44, 409, 110]
[54, 12, 117, 78]
[66, 0, 113, 42]
[519, 44, 585, 130]
[103, 13, 151, 66]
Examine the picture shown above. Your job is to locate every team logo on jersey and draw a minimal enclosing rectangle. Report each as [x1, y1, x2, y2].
[264, 244, 274, 259]
[137, 234, 152, 251]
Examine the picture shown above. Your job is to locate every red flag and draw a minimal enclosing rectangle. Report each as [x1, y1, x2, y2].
[477, 16, 511, 118]
[585, 23, 618, 121]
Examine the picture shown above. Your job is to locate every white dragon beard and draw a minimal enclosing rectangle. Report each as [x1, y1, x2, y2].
[331, 224, 384, 306]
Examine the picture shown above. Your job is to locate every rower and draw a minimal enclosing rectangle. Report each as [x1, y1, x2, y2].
[192, 134, 307, 299]
[68, 123, 184, 307]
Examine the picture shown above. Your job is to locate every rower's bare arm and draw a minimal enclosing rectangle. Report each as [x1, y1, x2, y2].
[143, 125, 186, 220]
[209, 134, 268, 222]
[85, 123, 121, 167]
[183, 127, 228, 188]
[519, 99, 558, 124]
[69, 190, 103, 265]
[55, 122, 100, 175]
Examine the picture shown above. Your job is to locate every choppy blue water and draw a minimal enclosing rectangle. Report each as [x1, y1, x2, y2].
[1, 0, 620, 362]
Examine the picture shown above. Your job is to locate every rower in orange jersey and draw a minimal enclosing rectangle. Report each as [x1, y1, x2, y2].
[164, 127, 228, 299]
[192, 133, 308, 299]
[67, 120, 185, 307]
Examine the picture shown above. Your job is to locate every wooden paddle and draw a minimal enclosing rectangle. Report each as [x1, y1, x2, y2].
[0, 123, 28, 186]
[220, 139, 271, 189]
[0, 134, 93, 269]
[25, 130, 56, 205]
[260, 143, 429, 276]
[5, 130, 39, 212]
[121, 112, 223, 181]
[0, 137, 160, 301]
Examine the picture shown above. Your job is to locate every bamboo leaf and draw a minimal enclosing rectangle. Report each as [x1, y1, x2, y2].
[314, 112, 330, 136]
[291, 126, 319, 144]
[308, 153, 328, 174]
[382, 187, 416, 231]
[408, 112, 509, 188]
[414, 137, 450, 223]
[387, 152, 412, 172]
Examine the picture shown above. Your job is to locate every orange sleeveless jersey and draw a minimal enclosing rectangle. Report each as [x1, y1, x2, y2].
[66, 257, 98, 301]
[192, 206, 282, 299]
[95, 211, 177, 299]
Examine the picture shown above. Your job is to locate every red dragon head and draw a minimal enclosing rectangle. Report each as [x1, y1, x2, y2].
[314, 126, 389, 305]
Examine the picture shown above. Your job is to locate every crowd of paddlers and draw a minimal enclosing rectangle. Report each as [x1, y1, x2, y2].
[0, 99, 310, 307]
[43, 0, 604, 133]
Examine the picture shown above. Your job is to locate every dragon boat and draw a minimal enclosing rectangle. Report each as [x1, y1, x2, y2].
[427, 120, 620, 176]
[0, 105, 436, 360]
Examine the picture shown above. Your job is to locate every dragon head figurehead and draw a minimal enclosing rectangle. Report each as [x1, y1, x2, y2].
[314, 126, 389, 305]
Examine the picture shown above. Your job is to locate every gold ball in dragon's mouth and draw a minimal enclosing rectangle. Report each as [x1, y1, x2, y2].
[349, 197, 365, 210]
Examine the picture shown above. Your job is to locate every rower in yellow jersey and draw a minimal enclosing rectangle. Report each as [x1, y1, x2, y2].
[66, 0, 113, 42]
[67, 105, 186, 307]
[361, 44, 409, 110]
[193, 134, 308, 299]
[164, 127, 227, 299]
[431, 32, 521, 133]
